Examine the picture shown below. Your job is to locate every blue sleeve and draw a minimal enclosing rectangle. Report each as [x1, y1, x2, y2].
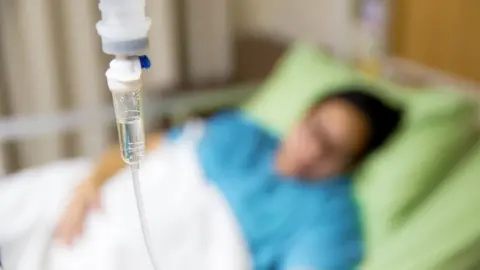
[280, 229, 363, 270]
[166, 110, 239, 143]
[280, 180, 364, 270]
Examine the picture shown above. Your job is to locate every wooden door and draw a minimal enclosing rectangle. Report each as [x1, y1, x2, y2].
[389, 0, 480, 82]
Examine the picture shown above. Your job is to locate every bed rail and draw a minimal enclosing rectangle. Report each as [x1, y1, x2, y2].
[0, 84, 256, 143]
[0, 84, 256, 175]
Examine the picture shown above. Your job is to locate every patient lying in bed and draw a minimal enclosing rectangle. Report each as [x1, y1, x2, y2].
[1, 87, 402, 270]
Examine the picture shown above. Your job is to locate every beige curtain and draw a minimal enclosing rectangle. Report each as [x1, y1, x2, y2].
[0, 0, 234, 175]
[184, 0, 234, 84]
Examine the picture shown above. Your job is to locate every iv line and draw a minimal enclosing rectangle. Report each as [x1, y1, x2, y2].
[94, 0, 157, 268]
[108, 56, 159, 269]
[131, 164, 161, 270]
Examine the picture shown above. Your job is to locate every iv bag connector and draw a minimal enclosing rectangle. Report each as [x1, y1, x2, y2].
[96, 0, 151, 56]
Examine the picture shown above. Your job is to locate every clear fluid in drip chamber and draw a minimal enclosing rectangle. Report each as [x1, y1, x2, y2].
[117, 117, 145, 164]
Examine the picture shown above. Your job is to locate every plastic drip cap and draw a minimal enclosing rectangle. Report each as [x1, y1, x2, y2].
[139, 55, 151, 69]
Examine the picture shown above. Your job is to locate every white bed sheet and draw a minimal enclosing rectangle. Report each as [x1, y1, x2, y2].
[0, 121, 251, 270]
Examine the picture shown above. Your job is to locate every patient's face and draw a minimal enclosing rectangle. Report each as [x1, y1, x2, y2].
[276, 98, 371, 180]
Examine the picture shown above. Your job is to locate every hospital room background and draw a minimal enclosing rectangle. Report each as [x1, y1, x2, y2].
[0, 0, 479, 269]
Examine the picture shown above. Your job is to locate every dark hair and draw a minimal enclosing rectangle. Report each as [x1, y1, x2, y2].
[319, 87, 403, 159]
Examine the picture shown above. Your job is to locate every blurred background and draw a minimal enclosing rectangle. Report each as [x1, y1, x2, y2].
[0, 0, 479, 174]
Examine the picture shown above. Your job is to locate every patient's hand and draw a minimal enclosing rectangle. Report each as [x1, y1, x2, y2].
[54, 179, 101, 245]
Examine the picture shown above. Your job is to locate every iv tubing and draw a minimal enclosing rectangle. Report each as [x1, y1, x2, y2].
[106, 56, 159, 269]
[106, 55, 159, 270]
[131, 164, 161, 269]
[95, 0, 157, 268]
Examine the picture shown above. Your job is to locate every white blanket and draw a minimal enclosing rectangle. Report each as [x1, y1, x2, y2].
[0, 121, 251, 270]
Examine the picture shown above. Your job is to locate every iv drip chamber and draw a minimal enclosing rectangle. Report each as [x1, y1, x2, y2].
[96, 0, 151, 55]
[106, 57, 146, 165]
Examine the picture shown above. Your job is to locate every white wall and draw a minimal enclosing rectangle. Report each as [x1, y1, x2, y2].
[235, 0, 358, 58]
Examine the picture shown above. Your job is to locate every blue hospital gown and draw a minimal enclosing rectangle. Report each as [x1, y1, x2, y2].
[168, 111, 364, 270]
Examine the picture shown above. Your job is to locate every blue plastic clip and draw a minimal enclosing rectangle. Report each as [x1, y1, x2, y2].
[139, 55, 151, 70]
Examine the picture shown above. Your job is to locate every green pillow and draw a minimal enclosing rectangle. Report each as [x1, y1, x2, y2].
[355, 91, 477, 250]
[364, 140, 480, 270]
[241, 42, 478, 265]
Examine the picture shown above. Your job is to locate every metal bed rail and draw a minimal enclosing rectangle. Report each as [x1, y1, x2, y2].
[0, 84, 257, 143]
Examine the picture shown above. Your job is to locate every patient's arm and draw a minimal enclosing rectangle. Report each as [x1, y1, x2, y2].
[54, 132, 163, 244]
